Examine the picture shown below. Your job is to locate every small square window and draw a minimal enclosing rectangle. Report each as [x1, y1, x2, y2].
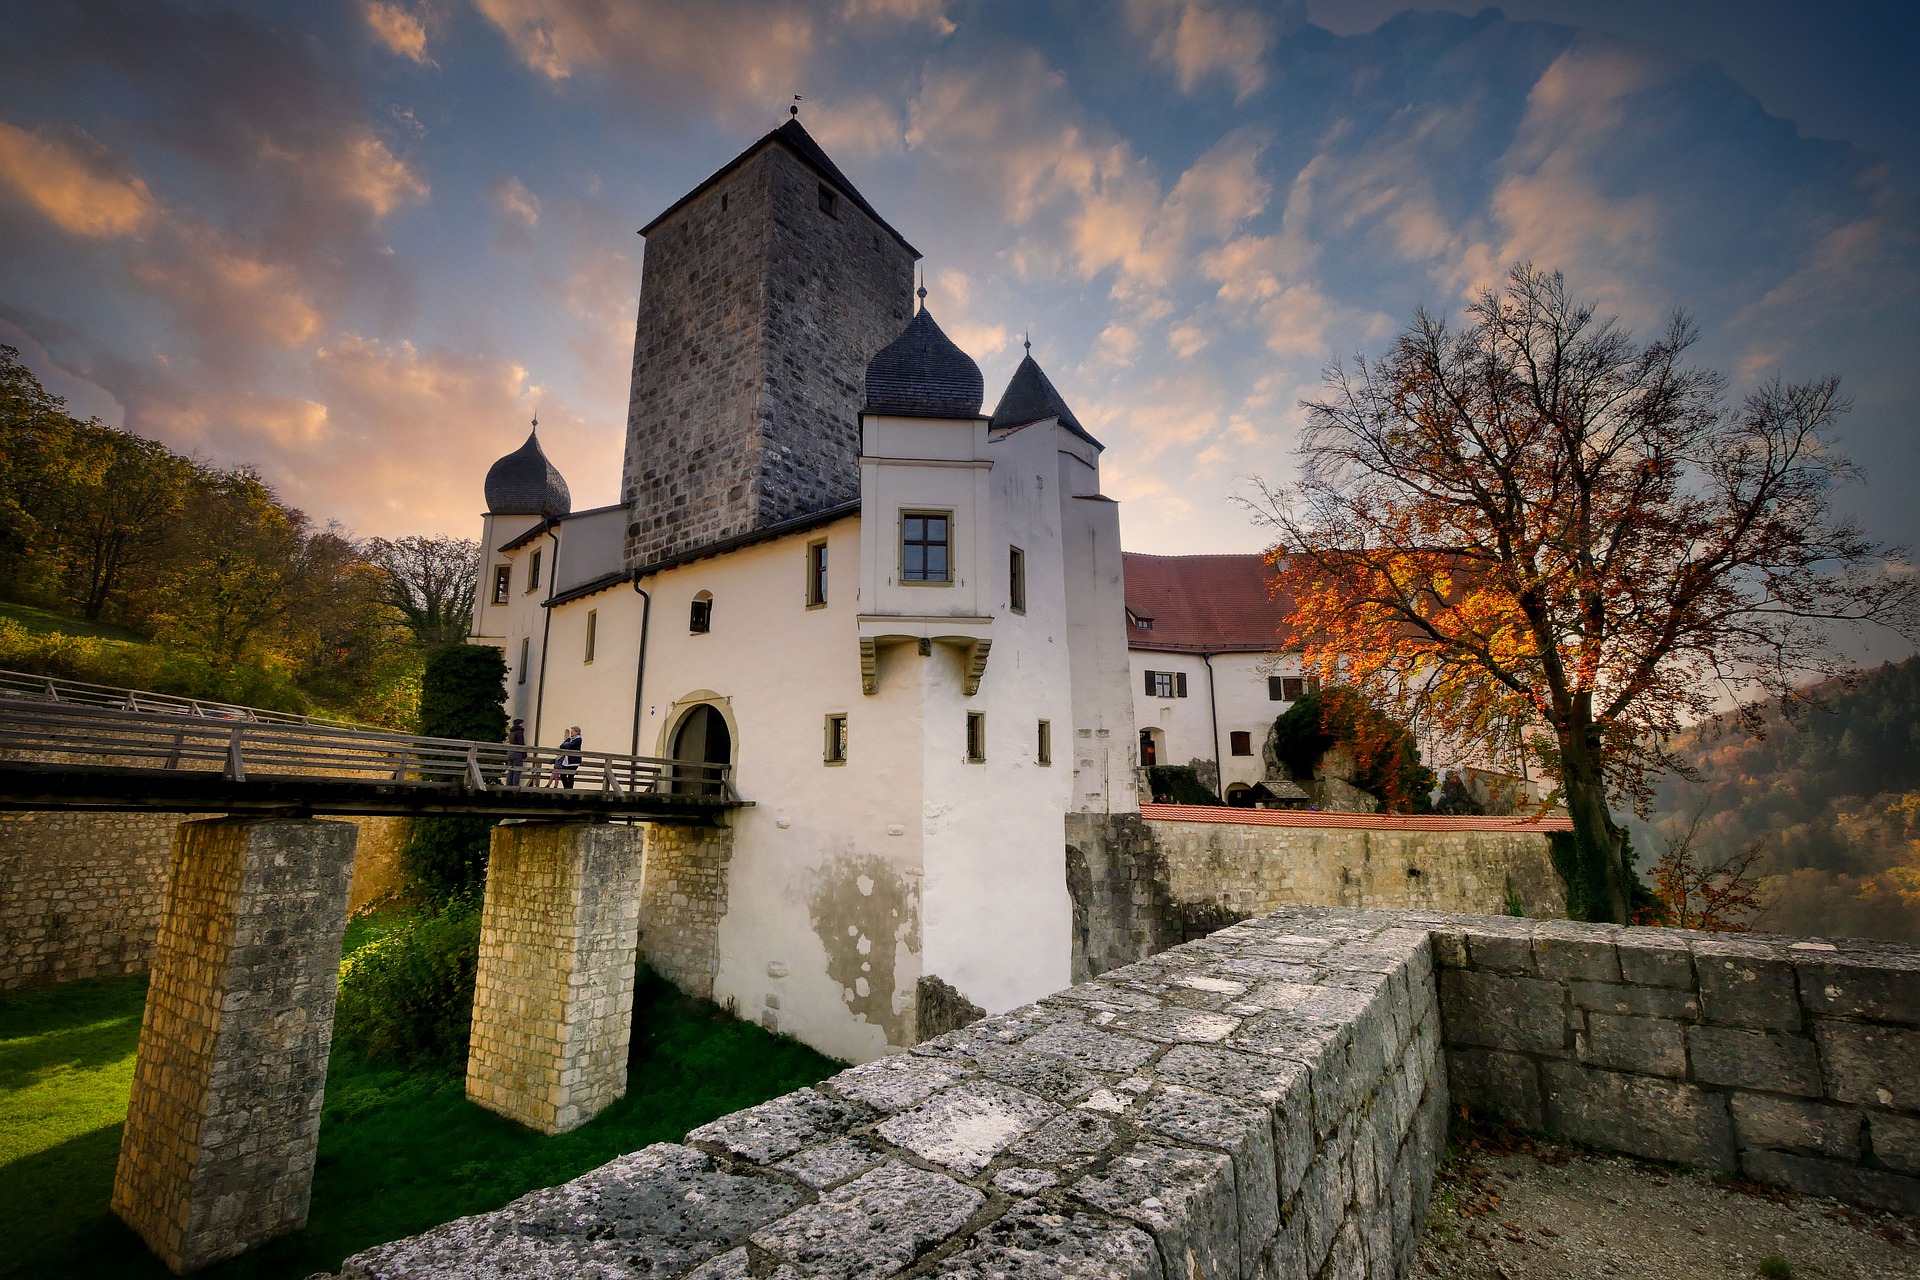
[527, 548, 542, 594]
[818, 183, 838, 217]
[1230, 731, 1252, 756]
[1009, 545, 1026, 613]
[689, 595, 712, 634]
[1145, 670, 1175, 699]
[584, 609, 597, 663]
[965, 711, 986, 762]
[806, 540, 828, 607]
[1271, 675, 1306, 702]
[901, 512, 950, 583]
[492, 565, 511, 605]
[824, 713, 848, 764]
[1037, 719, 1051, 766]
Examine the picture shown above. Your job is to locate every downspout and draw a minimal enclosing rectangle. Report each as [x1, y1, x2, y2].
[1202, 651, 1222, 799]
[629, 575, 652, 756]
[532, 521, 560, 746]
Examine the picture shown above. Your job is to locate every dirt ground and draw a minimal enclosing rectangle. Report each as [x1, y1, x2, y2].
[1415, 1126, 1919, 1280]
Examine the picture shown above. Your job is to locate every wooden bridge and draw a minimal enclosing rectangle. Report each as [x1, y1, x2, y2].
[0, 669, 738, 821]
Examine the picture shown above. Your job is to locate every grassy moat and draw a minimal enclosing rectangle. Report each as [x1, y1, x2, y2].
[0, 938, 839, 1280]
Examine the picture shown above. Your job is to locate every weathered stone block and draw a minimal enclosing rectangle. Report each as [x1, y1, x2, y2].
[1138, 1085, 1280, 1262]
[827, 1052, 973, 1112]
[1739, 1149, 1920, 1215]
[1730, 1094, 1862, 1159]
[752, 1160, 983, 1279]
[1796, 955, 1920, 1026]
[1438, 969, 1565, 1055]
[1461, 920, 1535, 974]
[1008, 1110, 1120, 1172]
[1023, 1021, 1159, 1073]
[340, 1143, 806, 1279]
[1693, 938, 1800, 1031]
[1688, 1026, 1823, 1095]
[1616, 929, 1695, 988]
[687, 1088, 875, 1164]
[1873, 1112, 1920, 1175]
[774, 1137, 881, 1189]
[1571, 979, 1699, 1020]
[466, 823, 646, 1134]
[1074, 1142, 1238, 1280]
[1111, 1005, 1242, 1044]
[1533, 920, 1622, 983]
[1583, 1012, 1686, 1078]
[968, 1045, 1102, 1103]
[1542, 1061, 1735, 1171]
[933, 1199, 1164, 1279]
[112, 818, 357, 1274]
[1446, 1044, 1544, 1128]
[874, 1079, 1059, 1174]
[1815, 1020, 1920, 1109]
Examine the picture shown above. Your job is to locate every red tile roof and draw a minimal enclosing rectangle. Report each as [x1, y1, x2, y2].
[1138, 803, 1573, 832]
[1123, 552, 1294, 653]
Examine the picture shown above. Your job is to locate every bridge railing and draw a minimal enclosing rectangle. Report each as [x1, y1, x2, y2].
[0, 668, 363, 729]
[0, 672, 732, 800]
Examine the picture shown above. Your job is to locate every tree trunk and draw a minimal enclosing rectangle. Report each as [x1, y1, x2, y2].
[1557, 722, 1630, 922]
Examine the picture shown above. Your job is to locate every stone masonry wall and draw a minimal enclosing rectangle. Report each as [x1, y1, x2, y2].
[467, 822, 647, 1135]
[623, 139, 915, 569]
[1436, 915, 1920, 1213]
[338, 905, 1450, 1280]
[0, 810, 410, 990]
[636, 820, 733, 1001]
[1066, 812, 1567, 985]
[112, 818, 358, 1273]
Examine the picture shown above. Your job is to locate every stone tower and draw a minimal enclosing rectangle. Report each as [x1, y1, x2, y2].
[622, 118, 920, 567]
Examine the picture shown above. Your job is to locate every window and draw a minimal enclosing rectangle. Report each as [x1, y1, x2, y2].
[689, 591, 713, 634]
[1269, 675, 1307, 702]
[584, 610, 597, 663]
[1230, 731, 1253, 756]
[1037, 719, 1052, 766]
[806, 540, 828, 607]
[1008, 546, 1026, 613]
[901, 512, 950, 583]
[517, 637, 529, 685]
[1134, 616, 1152, 631]
[818, 183, 838, 217]
[527, 548, 542, 593]
[824, 713, 848, 764]
[965, 711, 986, 762]
[1143, 670, 1187, 698]
[492, 565, 511, 605]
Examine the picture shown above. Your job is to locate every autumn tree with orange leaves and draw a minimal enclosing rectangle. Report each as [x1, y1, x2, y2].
[1251, 266, 1919, 922]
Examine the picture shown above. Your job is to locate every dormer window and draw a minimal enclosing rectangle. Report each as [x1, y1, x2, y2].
[690, 590, 713, 634]
[1131, 612, 1152, 631]
[818, 184, 837, 217]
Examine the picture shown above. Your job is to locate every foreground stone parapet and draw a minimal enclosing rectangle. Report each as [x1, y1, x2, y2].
[341, 906, 1450, 1280]
[467, 821, 646, 1134]
[112, 817, 358, 1274]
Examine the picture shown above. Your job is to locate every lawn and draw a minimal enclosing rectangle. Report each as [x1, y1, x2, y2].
[0, 956, 840, 1279]
[0, 599, 144, 644]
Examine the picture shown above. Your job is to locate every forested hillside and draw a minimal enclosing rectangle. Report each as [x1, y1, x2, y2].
[1636, 655, 1920, 942]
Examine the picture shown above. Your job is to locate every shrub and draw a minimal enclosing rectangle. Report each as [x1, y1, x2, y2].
[0, 618, 309, 711]
[417, 643, 507, 742]
[334, 902, 481, 1068]
[401, 816, 493, 906]
[1270, 686, 1436, 812]
[1147, 764, 1224, 806]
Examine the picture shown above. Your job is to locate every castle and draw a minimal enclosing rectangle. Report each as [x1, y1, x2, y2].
[466, 117, 1313, 1061]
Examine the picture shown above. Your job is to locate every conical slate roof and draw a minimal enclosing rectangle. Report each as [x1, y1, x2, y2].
[484, 429, 572, 517]
[863, 308, 984, 419]
[990, 352, 1102, 449]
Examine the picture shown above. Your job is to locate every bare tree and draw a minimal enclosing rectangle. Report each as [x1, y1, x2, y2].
[364, 535, 480, 646]
[1251, 265, 1919, 922]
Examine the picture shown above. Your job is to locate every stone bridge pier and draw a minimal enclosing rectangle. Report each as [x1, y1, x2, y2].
[112, 817, 359, 1274]
[465, 821, 647, 1134]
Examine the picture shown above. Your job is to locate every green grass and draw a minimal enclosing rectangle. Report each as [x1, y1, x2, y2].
[0, 599, 143, 644]
[0, 962, 840, 1279]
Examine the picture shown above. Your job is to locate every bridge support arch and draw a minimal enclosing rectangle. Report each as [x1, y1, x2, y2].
[466, 821, 646, 1134]
[111, 816, 359, 1273]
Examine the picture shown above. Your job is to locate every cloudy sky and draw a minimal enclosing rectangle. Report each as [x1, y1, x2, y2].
[2, 0, 1916, 625]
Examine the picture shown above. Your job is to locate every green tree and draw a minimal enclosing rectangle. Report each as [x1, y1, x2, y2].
[403, 643, 508, 903]
[1271, 686, 1436, 813]
[365, 534, 481, 646]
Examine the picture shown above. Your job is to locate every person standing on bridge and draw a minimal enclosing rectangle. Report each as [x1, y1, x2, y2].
[556, 726, 582, 789]
[505, 719, 526, 787]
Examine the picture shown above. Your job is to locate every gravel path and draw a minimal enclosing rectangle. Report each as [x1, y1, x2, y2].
[1416, 1128, 1918, 1280]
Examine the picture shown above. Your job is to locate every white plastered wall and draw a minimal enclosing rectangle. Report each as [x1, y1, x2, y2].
[1129, 649, 1308, 793]
[1057, 434, 1138, 815]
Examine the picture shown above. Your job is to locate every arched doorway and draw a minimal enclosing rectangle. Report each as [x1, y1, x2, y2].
[670, 703, 732, 796]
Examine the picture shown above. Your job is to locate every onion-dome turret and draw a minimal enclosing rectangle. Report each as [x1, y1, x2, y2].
[863, 301, 984, 419]
[484, 425, 572, 518]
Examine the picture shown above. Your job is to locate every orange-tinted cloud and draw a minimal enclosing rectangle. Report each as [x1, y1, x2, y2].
[363, 1, 431, 63]
[0, 122, 155, 237]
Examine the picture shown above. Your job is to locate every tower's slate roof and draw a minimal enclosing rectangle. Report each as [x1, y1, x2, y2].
[989, 353, 1102, 449]
[484, 430, 572, 517]
[863, 309, 984, 419]
[638, 117, 919, 257]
